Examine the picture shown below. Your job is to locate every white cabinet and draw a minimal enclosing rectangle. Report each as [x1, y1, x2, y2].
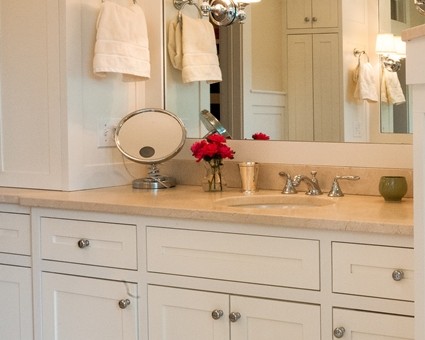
[0, 265, 33, 340]
[0, 0, 162, 190]
[332, 242, 414, 301]
[332, 242, 414, 339]
[148, 285, 321, 340]
[333, 308, 414, 339]
[287, 33, 341, 142]
[35, 212, 140, 340]
[147, 227, 320, 290]
[0, 206, 33, 340]
[42, 273, 138, 340]
[286, 0, 339, 29]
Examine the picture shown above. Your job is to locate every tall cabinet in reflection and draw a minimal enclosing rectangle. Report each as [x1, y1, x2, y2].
[285, 0, 342, 142]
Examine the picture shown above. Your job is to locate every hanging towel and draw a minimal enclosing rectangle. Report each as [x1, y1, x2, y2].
[93, 1, 150, 81]
[167, 17, 183, 70]
[381, 68, 406, 105]
[353, 60, 378, 103]
[168, 14, 222, 84]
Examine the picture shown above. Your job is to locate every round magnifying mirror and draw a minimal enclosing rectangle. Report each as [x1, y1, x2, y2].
[115, 108, 186, 189]
[200, 109, 231, 138]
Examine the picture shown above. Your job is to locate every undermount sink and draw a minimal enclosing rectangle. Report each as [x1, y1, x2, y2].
[214, 194, 336, 209]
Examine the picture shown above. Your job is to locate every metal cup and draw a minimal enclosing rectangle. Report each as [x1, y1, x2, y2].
[238, 162, 259, 194]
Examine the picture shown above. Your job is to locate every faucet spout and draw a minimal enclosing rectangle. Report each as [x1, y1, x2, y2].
[293, 175, 323, 195]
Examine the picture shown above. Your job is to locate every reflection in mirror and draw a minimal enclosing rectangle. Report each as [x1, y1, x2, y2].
[379, 0, 425, 135]
[200, 110, 231, 138]
[115, 108, 186, 189]
[165, 0, 422, 144]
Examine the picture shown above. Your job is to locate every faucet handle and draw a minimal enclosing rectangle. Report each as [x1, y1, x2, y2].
[279, 171, 297, 194]
[310, 170, 319, 184]
[328, 175, 360, 197]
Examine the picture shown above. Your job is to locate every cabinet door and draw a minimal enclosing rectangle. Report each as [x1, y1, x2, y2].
[287, 0, 338, 29]
[287, 0, 312, 29]
[148, 285, 229, 340]
[0, 265, 33, 340]
[231, 296, 320, 340]
[333, 308, 414, 339]
[287, 34, 314, 141]
[311, 0, 339, 28]
[42, 272, 138, 340]
[312, 33, 341, 142]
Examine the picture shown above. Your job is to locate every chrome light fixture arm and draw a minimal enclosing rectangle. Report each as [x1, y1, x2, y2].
[173, 0, 255, 26]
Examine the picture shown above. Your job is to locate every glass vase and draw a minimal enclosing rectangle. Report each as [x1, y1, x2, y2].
[202, 159, 226, 192]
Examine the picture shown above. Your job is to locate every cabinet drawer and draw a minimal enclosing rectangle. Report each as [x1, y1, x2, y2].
[147, 227, 320, 290]
[332, 242, 413, 301]
[0, 212, 30, 256]
[333, 308, 414, 339]
[40, 217, 137, 269]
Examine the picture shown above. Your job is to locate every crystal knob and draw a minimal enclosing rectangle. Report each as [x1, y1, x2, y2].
[392, 269, 405, 281]
[304, 16, 310, 22]
[211, 309, 224, 320]
[312, 16, 318, 22]
[77, 239, 90, 249]
[333, 327, 345, 338]
[118, 299, 131, 309]
[229, 312, 241, 322]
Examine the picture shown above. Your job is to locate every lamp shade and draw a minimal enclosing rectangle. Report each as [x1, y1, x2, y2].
[394, 36, 406, 58]
[376, 33, 395, 54]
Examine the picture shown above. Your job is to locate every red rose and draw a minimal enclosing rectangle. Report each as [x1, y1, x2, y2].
[190, 133, 235, 162]
[252, 132, 270, 140]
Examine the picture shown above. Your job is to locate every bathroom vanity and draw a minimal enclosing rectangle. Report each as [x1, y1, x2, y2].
[0, 185, 414, 340]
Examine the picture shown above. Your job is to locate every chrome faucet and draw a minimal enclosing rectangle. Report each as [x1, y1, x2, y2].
[279, 171, 297, 194]
[292, 171, 323, 195]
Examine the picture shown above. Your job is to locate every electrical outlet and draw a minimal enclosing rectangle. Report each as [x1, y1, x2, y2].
[353, 121, 362, 138]
[98, 119, 120, 148]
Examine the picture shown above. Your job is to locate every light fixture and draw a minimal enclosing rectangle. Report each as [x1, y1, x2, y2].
[415, 0, 425, 15]
[174, 0, 260, 26]
[376, 33, 406, 72]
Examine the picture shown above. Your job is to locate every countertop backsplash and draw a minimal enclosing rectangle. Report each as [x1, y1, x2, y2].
[161, 159, 413, 197]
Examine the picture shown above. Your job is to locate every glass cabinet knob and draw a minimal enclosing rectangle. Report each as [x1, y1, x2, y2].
[211, 309, 224, 320]
[333, 326, 345, 338]
[77, 239, 90, 249]
[229, 312, 241, 322]
[392, 269, 405, 281]
[118, 299, 131, 309]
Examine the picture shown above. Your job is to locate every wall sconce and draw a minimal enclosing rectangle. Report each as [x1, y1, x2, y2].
[174, 0, 261, 26]
[376, 33, 406, 72]
[414, 0, 425, 15]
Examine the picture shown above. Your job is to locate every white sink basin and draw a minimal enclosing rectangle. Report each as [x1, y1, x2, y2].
[215, 194, 335, 209]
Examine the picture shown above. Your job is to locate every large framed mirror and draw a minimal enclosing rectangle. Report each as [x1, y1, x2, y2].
[164, 0, 424, 144]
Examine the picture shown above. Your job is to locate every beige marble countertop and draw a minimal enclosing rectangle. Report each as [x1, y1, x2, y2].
[0, 185, 413, 236]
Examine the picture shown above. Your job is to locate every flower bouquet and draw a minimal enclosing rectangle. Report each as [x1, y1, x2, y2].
[191, 134, 235, 191]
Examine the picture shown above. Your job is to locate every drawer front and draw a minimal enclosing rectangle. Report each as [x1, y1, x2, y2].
[41, 217, 137, 269]
[332, 242, 414, 301]
[0, 212, 30, 256]
[333, 308, 414, 339]
[147, 227, 320, 290]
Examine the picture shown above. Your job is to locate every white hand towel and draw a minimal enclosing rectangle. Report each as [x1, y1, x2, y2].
[93, 1, 150, 82]
[353, 61, 378, 103]
[168, 15, 222, 84]
[381, 68, 406, 105]
[182, 15, 222, 83]
[167, 18, 183, 70]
